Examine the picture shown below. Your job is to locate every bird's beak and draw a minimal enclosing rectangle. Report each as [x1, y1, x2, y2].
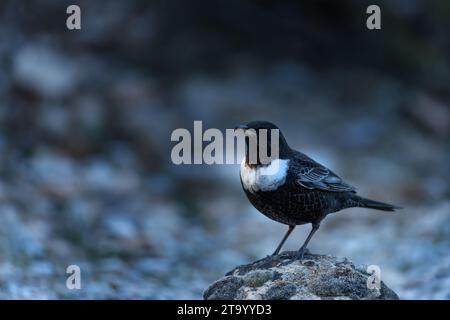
[234, 124, 249, 131]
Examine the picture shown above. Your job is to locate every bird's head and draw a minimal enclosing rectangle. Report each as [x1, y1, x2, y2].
[235, 121, 291, 164]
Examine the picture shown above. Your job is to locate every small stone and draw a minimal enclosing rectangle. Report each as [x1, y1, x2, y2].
[104, 216, 137, 239]
[13, 44, 79, 97]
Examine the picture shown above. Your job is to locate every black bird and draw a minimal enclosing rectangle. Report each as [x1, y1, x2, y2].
[236, 121, 400, 259]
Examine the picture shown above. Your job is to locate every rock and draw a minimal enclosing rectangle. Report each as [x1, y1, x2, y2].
[29, 151, 79, 198]
[13, 44, 80, 98]
[204, 251, 399, 300]
[402, 93, 449, 138]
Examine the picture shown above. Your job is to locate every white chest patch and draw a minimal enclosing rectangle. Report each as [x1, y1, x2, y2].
[240, 158, 290, 194]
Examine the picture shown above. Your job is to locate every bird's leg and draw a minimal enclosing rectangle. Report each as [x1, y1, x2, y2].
[297, 223, 320, 260]
[272, 225, 295, 256]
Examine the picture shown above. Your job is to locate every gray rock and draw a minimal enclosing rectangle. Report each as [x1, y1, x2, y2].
[204, 251, 399, 300]
[13, 44, 80, 97]
[203, 276, 245, 300]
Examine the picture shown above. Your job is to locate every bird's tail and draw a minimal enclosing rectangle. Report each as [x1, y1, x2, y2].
[350, 196, 401, 212]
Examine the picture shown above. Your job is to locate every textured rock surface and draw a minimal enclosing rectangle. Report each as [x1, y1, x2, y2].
[204, 251, 399, 300]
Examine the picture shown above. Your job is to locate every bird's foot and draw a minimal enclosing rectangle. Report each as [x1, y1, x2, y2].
[295, 248, 310, 261]
[261, 252, 282, 263]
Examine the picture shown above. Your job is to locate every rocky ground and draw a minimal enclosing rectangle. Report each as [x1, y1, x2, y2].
[0, 1, 449, 299]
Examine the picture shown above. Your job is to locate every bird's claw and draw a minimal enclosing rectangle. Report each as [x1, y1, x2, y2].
[296, 248, 309, 261]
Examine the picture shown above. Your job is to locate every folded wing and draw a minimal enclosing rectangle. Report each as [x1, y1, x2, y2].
[292, 153, 356, 192]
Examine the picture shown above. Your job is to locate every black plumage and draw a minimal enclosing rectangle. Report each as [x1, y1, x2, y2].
[236, 121, 400, 259]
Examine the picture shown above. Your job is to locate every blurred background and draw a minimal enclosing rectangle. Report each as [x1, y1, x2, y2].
[0, 0, 449, 299]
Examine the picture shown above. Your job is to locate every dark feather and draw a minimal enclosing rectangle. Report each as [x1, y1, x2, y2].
[290, 151, 356, 193]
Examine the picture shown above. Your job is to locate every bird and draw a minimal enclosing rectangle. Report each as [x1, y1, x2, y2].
[235, 120, 400, 259]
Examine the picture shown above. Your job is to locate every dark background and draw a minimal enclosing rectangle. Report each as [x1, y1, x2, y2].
[0, 0, 448, 299]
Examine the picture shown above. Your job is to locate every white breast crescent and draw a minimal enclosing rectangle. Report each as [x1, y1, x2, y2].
[240, 158, 290, 194]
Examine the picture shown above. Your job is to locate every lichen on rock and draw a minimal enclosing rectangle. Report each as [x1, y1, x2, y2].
[204, 251, 399, 300]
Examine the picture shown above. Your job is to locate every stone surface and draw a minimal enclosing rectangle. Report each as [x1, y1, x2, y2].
[204, 251, 399, 300]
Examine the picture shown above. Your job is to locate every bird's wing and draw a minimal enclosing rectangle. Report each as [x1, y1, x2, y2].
[292, 153, 356, 192]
